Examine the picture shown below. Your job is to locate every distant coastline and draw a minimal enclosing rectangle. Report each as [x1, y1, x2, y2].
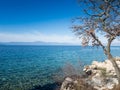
[0, 42, 119, 46]
[0, 41, 81, 46]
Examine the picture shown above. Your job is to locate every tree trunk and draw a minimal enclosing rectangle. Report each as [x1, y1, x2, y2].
[107, 53, 120, 84]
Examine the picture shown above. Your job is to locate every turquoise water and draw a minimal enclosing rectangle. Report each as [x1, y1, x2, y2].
[0, 45, 120, 90]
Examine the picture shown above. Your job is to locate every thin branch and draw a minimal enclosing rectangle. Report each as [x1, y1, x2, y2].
[84, 9, 105, 17]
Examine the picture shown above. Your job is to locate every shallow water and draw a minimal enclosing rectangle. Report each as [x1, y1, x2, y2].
[0, 45, 120, 90]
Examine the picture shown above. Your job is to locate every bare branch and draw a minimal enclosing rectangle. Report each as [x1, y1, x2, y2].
[90, 33, 107, 54]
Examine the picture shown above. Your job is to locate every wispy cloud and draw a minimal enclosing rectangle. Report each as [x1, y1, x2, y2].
[0, 32, 119, 45]
[0, 32, 80, 44]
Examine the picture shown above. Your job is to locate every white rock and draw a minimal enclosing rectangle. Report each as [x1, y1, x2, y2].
[106, 83, 114, 89]
[74, 80, 78, 84]
[92, 61, 99, 66]
[116, 61, 120, 65]
[60, 77, 74, 90]
[83, 57, 120, 90]
[110, 78, 118, 85]
[90, 64, 97, 69]
[115, 57, 120, 61]
[65, 77, 73, 82]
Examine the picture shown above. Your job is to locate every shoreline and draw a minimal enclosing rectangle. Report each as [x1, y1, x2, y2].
[60, 57, 120, 90]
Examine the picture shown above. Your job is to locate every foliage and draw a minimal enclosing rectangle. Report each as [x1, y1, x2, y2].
[97, 67, 107, 77]
[111, 84, 120, 90]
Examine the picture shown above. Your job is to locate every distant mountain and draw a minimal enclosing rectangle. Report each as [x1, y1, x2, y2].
[0, 41, 77, 45]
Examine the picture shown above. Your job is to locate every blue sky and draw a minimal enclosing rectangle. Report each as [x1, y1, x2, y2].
[0, 0, 119, 45]
[0, 0, 81, 25]
[0, 0, 83, 44]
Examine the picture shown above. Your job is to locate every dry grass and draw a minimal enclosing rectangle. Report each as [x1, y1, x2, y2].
[111, 84, 120, 90]
[52, 61, 85, 83]
[63, 78, 120, 90]
[73, 78, 97, 90]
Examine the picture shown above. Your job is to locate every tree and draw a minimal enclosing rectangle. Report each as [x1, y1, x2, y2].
[72, 0, 120, 83]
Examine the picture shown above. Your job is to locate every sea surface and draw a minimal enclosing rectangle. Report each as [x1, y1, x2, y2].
[0, 45, 120, 90]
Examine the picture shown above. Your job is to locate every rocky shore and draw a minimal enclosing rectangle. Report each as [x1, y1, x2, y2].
[60, 57, 120, 90]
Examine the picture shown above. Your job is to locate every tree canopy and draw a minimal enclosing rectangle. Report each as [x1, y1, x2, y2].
[72, 0, 120, 48]
[72, 0, 120, 83]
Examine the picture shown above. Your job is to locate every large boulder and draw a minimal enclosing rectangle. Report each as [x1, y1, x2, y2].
[60, 77, 74, 90]
[83, 57, 120, 90]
